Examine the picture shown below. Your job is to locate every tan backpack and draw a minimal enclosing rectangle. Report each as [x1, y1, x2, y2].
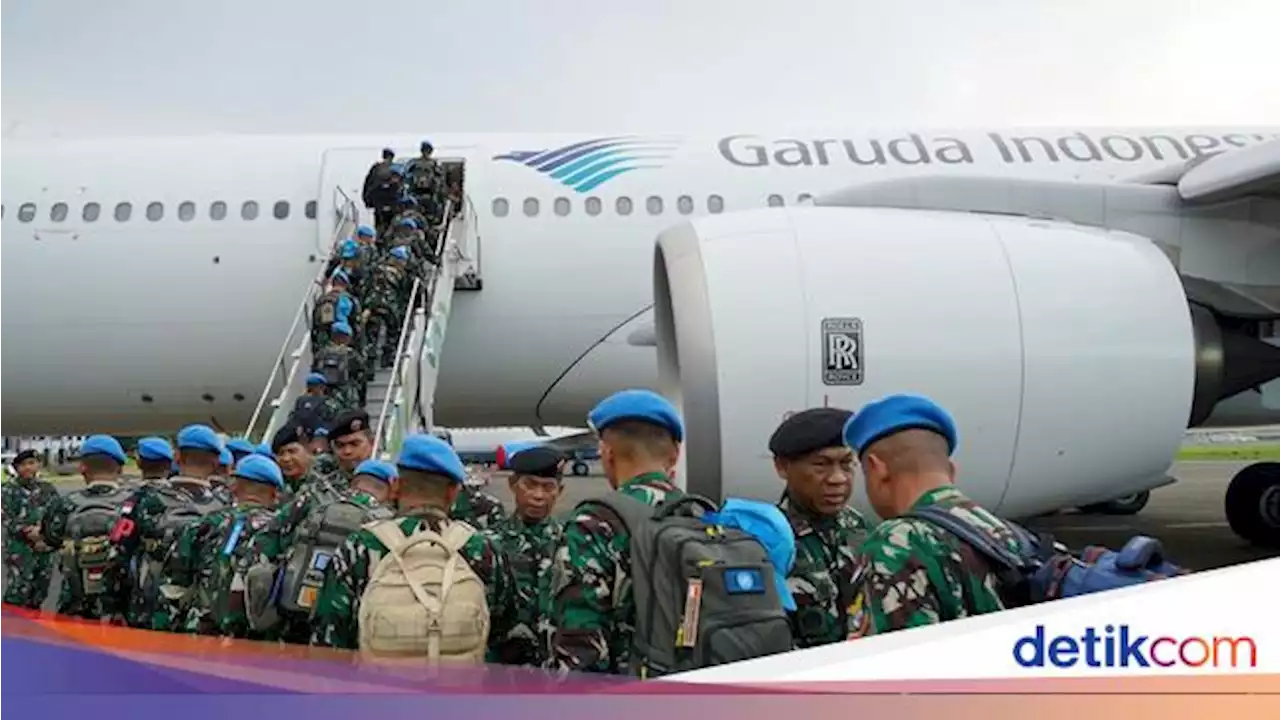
[357, 519, 490, 663]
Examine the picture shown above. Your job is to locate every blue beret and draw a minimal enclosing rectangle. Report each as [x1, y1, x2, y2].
[314, 427, 330, 438]
[397, 434, 466, 484]
[331, 269, 350, 284]
[227, 438, 256, 457]
[340, 241, 360, 259]
[397, 218, 419, 229]
[219, 447, 233, 467]
[354, 459, 397, 484]
[232, 455, 284, 489]
[176, 424, 223, 453]
[588, 389, 684, 443]
[356, 225, 375, 238]
[136, 436, 174, 463]
[843, 393, 958, 455]
[254, 442, 273, 457]
[331, 320, 352, 336]
[390, 246, 410, 260]
[80, 434, 127, 465]
[306, 372, 328, 386]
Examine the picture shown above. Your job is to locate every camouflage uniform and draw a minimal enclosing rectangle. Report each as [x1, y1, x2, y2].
[109, 478, 228, 629]
[310, 505, 516, 654]
[362, 262, 411, 369]
[2, 476, 59, 609]
[847, 486, 1021, 638]
[778, 494, 870, 648]
[41, 482, 132, 620]
[311, 341, 364, 412]
[158, 501, 280, 639]
[406, 157, 447, 225]
[244, 487, 389, 643]
[310, 289, 359, 352]
[546, 471, 682, 674]
[450, 484, 507, 532]
[485, 513, 564, 666]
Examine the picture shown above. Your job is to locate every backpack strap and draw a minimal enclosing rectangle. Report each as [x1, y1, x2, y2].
[578, 490, 656, 539]
[904, 506, 1036, 607]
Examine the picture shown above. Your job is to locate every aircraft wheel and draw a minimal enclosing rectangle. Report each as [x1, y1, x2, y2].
[572, 461, 590, 477]
[1225, 462, 1280, 549]
[1079, 491, 1151, 516]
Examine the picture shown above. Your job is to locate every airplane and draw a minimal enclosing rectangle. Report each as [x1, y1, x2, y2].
[4, 127, 1279, 547]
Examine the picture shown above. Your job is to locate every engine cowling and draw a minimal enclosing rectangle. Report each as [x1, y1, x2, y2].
[653, 207, 1196, 519]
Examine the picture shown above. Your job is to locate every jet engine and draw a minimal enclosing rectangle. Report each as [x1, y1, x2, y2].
[653, 206, 1203, 519]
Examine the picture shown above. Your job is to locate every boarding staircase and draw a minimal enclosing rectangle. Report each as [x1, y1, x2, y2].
[245, 189, 480, 459]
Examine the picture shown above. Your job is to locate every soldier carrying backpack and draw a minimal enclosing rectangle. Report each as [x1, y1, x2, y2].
[548, 390, 693, 676]
[842, 394, 1188, 640]
[243, 459, 396, 642]
[309, 434, 516, 663]
[39, 435, 133, 621]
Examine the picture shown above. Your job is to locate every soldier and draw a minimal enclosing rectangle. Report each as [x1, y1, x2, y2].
[290, 372, 339, 430]
[405, 140, 447, 224]
[2, 449, 58, 609]
[273, 410, 376, 542]
[361, 246, 412, 371]
[843, 394, 1021, 638]
[40, 435, 133, 621]
[311, 269, 357, 352]
[135, 437, 175, 482]
[271, 422, 315, 496]
[160, 455, 284, 639]
[362, 147, 401, 232]
[486, 445, 565, 667]
[768, 408, 870, 649]
[312, 321, 364, 411]
[227, 438, 256, 466]
[547, 389, 685, 675]
[310, 433, 516, 657]
[243, 457, 395, 643]
[111, 425, 230, 629]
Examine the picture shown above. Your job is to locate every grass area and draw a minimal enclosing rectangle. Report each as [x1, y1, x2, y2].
[1176, 443, 1280, 461]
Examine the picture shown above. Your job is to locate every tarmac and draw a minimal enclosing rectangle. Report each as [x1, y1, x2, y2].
[27, 459, 1277, 612]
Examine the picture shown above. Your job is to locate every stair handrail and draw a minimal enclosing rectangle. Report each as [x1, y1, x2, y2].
[372, 276, 424, 456]
[245, 192, 359, 442]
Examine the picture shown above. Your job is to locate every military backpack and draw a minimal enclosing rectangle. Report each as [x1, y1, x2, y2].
[63, 485, 134, 598]
[314, 345, 353, 386]
[278, 490, 394, 617]
[579, 493, 793, 677]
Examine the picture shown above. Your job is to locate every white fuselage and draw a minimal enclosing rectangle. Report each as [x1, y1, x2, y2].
[3, 128, 1279, 436]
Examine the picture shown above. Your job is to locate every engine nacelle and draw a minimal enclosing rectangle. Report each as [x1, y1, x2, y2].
[654, 207, 1196, 519]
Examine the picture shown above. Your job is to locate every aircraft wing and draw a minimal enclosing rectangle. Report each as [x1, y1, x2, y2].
[1176, 138, 1280, 205]
[539, 431, 598, 455]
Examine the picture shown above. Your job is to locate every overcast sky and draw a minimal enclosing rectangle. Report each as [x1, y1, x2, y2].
[3, 0, 1278, 138]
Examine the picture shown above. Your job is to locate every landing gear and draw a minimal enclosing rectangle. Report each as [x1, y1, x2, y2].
[1225, 462, 1280, 548]
[1080, 491, 1151, 516]
[571, 460, 590, 477]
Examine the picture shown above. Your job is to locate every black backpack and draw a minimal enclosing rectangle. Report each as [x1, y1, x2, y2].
[278, 491, 394, 617]
[314, 346, 352, 386]
[64, 486, 134, 597]
[581, 493, 793, 677]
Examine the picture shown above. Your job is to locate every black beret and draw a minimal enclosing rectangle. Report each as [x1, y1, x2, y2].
[272, 421, 311, 452]
[328, 409, 371, 440]
[768, 407, 854, 459]
[509, 446, 564, 479]
[12, 449, 39, 465]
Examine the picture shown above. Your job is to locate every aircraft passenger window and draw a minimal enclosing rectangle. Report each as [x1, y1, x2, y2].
[767, 194, 784, 207]
[523, 198, 540, 217]
[707, 195, 724, 214]
[305, 201, 317, 220]
[83, 203, 101, 222]
[50, 203, 69, 222]
[210, 201, 227, 221]
[18, 203, 36, 223]
[241, 201, 259, 220]
[178, 201, 196, 222]
[585, 197, 602, 216]
[646, 196, 664, 215]
[616, 197, 633, 216]
[677, 195, 694, 215]
[146, 202, 164, 222]
[273, 200, 290, 220]
[554, 197, 571, 217]
[492, 198, 509, 217]
[797, 193, 813, 204]
[114, 202, 132, 222]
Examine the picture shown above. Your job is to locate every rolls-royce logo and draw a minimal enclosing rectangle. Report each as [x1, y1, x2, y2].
[822, 318, 864, 386]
